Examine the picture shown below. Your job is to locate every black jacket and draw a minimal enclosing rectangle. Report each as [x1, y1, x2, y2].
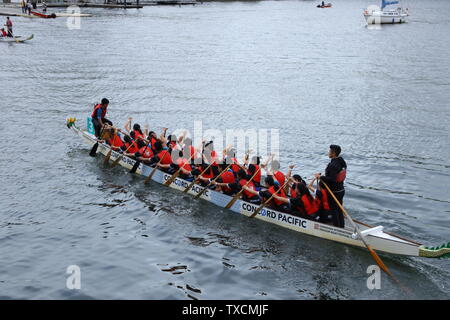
[321, 156, 347, 191]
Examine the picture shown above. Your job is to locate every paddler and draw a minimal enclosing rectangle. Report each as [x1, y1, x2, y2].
[314, 144, 347, 228]
[91, 98, 112, 138]
[0, 28, 7, 37]
[208, 163, 236, 195]
[272, 182, 320, 220]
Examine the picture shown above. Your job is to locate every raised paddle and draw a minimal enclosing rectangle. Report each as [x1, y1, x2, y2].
[144, 149, 171, 184]
[224, 166, 261, 209]
[249, 179, 290, 218]
[194, 162, 234, 199]
[164, 152, 196, 186]
[320, 180, 395, 279]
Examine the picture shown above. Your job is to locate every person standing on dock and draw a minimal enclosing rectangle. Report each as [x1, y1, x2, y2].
[91, 98, 113, 138]
[315, 145, 347, 228]
[20, 0, 26, 14]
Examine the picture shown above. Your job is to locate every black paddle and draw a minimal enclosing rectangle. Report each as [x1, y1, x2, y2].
[89, 123, 107, 157]
[130, 139, 152, 174]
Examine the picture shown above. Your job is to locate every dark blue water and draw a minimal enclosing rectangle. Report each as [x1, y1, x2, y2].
[0, 0, 449, 299]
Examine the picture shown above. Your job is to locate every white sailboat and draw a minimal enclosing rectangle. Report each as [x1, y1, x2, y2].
[364, 0, 409, 24]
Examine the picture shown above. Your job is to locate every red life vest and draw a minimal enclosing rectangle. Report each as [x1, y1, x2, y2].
[189, 145, 196, 158]
[336, 169, 346, 183]
[230, 157, 240, 173]
[138, 146, 153, 159]
[319, 189, 331, 211]
[157, 150, 173, 165]
[290, 186, 297, 198]
[132, 130, 144, 140]
[239, 179, 256, 199]
[1, 30, 6, 37]
[268, 186, 287, 206]
[125, 141, 139, 154]
[177, 157, 192, 172]
[220, 170, 235, 193]
[108, 134, 124, 151]
[274, 171, 285, 186]
[247, 165, 261, 184]
[301, 194, 320, 215]
[91, 104, 107, 120]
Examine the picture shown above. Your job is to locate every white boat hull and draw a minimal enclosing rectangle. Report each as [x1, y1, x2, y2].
[69, 124, 425, 258]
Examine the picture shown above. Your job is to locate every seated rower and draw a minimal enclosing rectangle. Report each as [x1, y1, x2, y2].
[134, 140, 154, 163]
[271, 159, 286, 186]
[288, 174, 305, 198]
[120, 135, 140, 156]
[106, 128, 125, 151]
[244, 176, 289, 212]
[149, 141, 173, 171]
[174, 150, 194, 181]
[0, 28, 7, 37]
[308, 177, 334, 225]
[209, 163, 236, 196]
[231, 169, 261, 204]
[273, 182, 320, 221]
[124, 117, 145, 140]
[246, 156, 262, 189]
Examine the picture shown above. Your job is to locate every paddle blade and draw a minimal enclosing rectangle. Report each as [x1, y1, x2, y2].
[367, 245, 393, 277]
[249, 205, 263, 218]
[183, 180, 196, 193]
[103, 149, 112, 165]
[130, 160, 141, 174]
[144, 167, 158, 184]
[110, 155, 122, 168]
[225, 191, 242, 209]
[89, 142, 99, 157]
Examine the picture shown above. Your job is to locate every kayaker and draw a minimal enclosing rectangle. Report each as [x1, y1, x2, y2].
[314, 144, 347, 228]
[5, 17, 13, 37]
[91, 98, 113, 138]
[0, 28, 7, 37]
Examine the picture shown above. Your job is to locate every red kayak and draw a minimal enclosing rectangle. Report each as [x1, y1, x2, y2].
[31, 11, 56, 19]
[317, 3, 332, 8]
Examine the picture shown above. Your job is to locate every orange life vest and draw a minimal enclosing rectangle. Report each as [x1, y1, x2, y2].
[91, 104, 107, 120]
[220, 170, 235, 193]
[138, 146, 153, 159]
[108, 134, 124, 151]
[132, 130, 144, 140]
[177, 157, 192, 172]
[318, 189, 331, 211]
[247, 165, 261, 184]
[274, 171, 285, 186]
[268, 186, 287, 206]
[301, 194, 320, 215]
[125, 141, 139, 154]
[336, 169, 346, 183]
[157, 150, 173, 165]
[239, 179, 256, 199]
